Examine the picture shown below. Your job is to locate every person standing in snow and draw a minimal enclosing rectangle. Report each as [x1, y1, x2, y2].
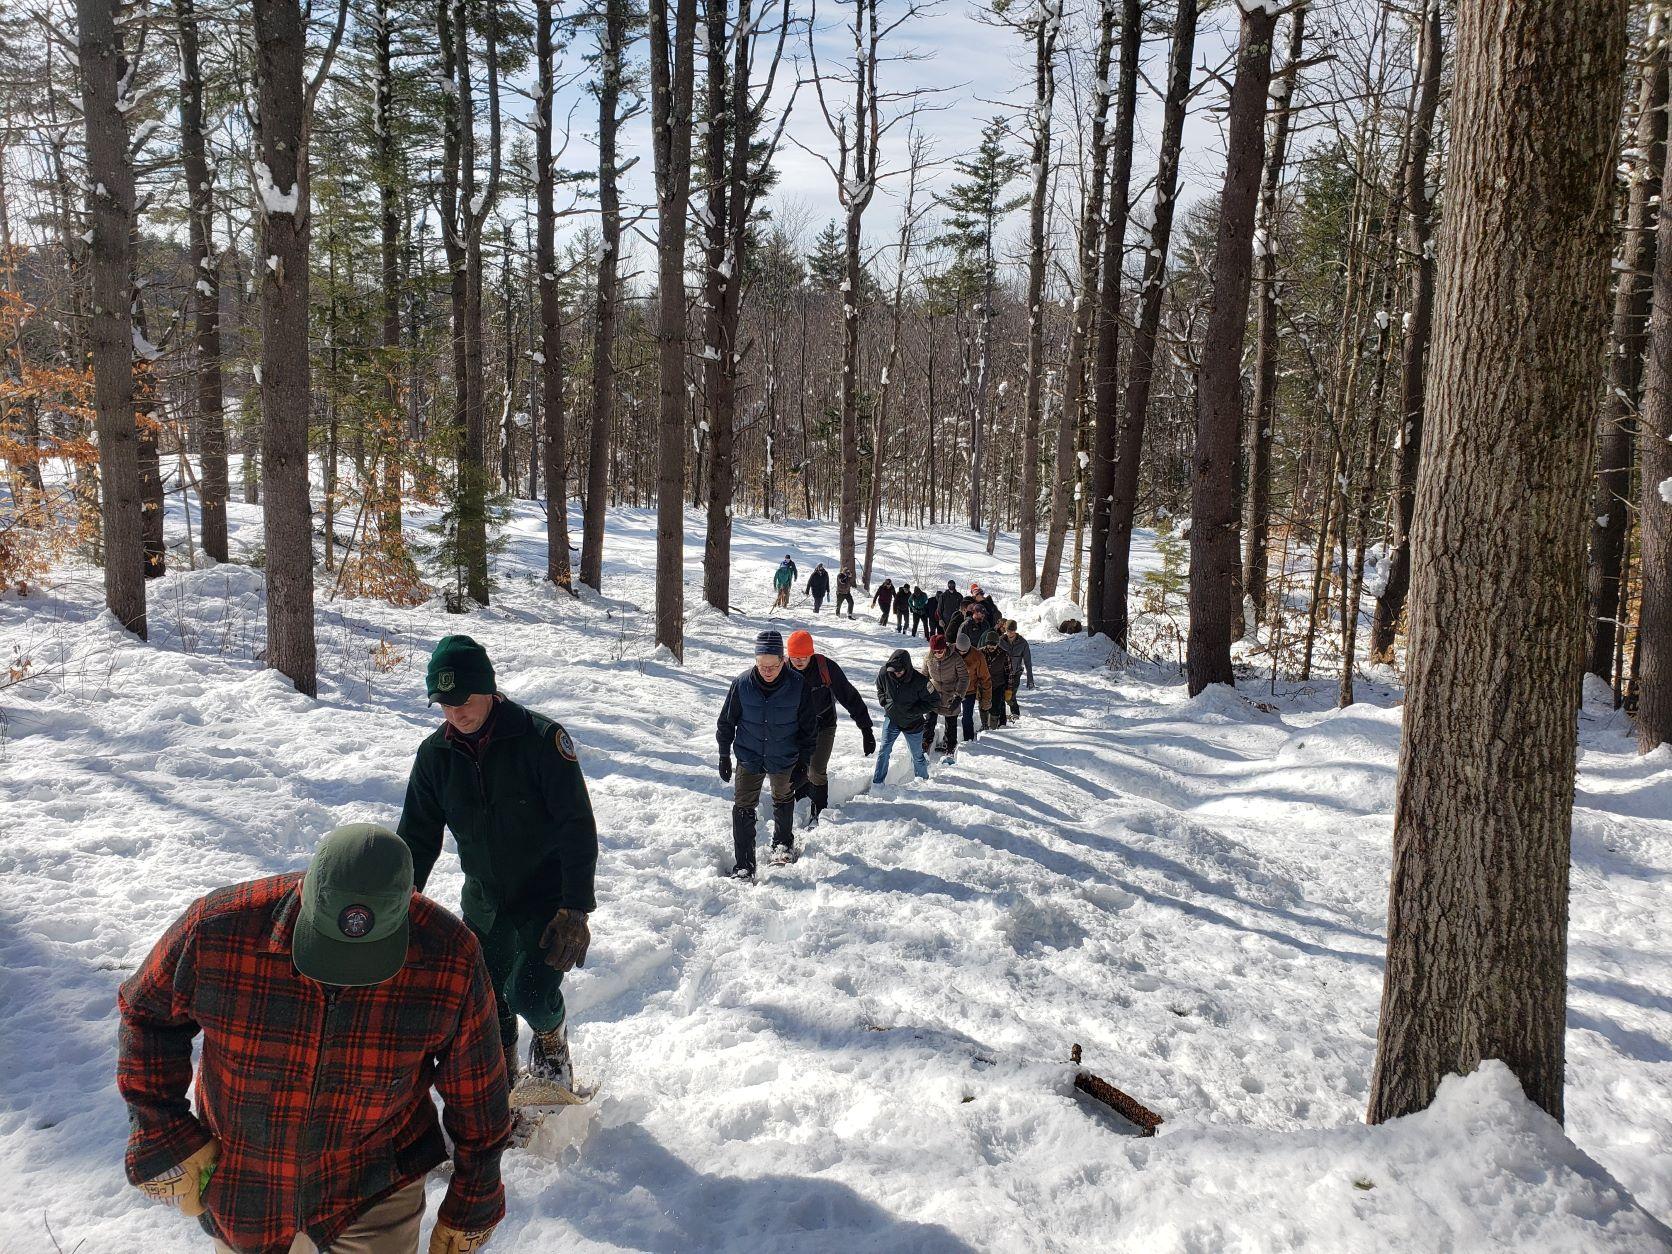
[980, 629, 1011, 729]
[785, 629, 875, 822]
[922, 632, 969, 761]
[956, 631, 991, 744]
[969, 582, 1001, 627]
[871, 649, 939, 783]
[835, 568, 856, 618]
[936, 581, 962, 634]
[773, 557, 796, 608]
[998, 619, 1034, 719]
[894, 587, 910, 634]
[118, 823, 511, 1254]
[398, 635, 598, 1102]
[909, 586, 930, 637]
[872, 578, 896, 625]
[716, 629, 819, 878]
[806, 562, 830, 613]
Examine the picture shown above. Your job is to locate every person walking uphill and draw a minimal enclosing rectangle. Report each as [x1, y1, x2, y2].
[872, 578, 896, 626]
[923, 633, 969, 762]
[806, 563, 830, 613]
[398, 636, 599, 1103]
[835, 569, 856, 618]
[980, 630, 1011, 730]
[999, 619, 1035, 719]
[118, 823, 511, 1254]
[909, 586, 930, 638]
[872, 649, 940, 783]
[786, 629, 874, 823]
[894, 587, 910, 633]
[956, 631, 991, 744]
[716, 630, 819, 879]
[773, 557, 796, 609]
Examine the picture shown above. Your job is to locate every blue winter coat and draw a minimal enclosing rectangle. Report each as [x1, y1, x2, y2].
[716, 665, 818, 773]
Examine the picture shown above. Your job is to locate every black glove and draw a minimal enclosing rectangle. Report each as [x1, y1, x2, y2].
[861, 727, 877, 757]
[540, 908, 591, 971]
[791, 761, 808, 791]
[718, 754, 732, 783]
[1027, 681, 1035, 690]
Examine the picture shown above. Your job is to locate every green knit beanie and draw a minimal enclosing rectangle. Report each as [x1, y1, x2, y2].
[425, 635, 496, 706]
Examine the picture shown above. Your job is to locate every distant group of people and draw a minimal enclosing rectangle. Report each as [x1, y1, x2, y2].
[719, 572, 1035, 880]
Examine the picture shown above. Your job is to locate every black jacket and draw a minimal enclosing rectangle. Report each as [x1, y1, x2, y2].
[875, 649, 939, 733]
[796, 653, 874, 734]
[872, 582, 896, 611]
[807, 567, 830, 596]
[937, 587, 961, 622]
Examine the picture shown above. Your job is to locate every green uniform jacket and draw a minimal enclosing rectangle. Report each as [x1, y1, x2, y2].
[397, 699, 598, 931]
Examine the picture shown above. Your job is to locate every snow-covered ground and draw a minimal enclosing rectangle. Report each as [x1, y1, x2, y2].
[1, 494, 1670, 1253]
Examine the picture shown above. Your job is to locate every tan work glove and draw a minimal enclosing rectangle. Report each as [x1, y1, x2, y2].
[429, 1221, 497, 1254]
[139, 1138, 220, 1217]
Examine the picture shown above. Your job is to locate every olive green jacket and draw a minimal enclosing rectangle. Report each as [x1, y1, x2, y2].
[397, 699, 598, 930]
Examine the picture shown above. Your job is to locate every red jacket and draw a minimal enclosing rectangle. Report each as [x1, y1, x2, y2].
[117, 873, 511, 1254]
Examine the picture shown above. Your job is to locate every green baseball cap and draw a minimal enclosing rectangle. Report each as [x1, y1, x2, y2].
[293, 824, 414, 987]
[426, 634, 496, 707]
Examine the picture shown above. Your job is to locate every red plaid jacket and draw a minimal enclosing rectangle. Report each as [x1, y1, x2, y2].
[117, 874, 511, 1254]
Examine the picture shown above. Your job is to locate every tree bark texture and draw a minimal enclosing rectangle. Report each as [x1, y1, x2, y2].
[536, 0, 573, 590]
[582, 0, 625, 593]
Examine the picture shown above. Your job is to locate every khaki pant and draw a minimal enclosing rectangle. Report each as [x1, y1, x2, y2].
[213, 1178, 425, 1254]
[808, 725, 837, 786]
[734, 767, 794, 809]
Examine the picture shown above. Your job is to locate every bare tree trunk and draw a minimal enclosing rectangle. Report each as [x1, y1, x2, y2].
[1018, 0, 1060, 595]
[77, 0, 146, 636]
[1586, 30, 1667, 679]
[1240, 5, 1306, 630]
[536, 0, 573, 590]
[1638, 36, 1672, 753]
[581, 0, 624, 592]
[1104, 0, 1197, 648]
[1086, 0, 1142, 635]
[1369, 0, 1445, 664]
[174, 0, 227, 562]
[1368, 0, 1627, 1124]
[133, 297, 165, 578]
[1185, 2, 1276, 694]
[1040, 0, 1113, 599]
[650, 0, 697, 656]
[375, 0, 404, 545]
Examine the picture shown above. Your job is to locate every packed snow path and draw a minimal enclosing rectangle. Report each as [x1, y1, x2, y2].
[1, 504, 1670, 1252]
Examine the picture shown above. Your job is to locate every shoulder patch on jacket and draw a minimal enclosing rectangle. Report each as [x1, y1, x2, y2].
[555, 727, 579, 761]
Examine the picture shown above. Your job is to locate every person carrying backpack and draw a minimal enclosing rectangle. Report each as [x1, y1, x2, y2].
[785, 629, 875, 821]
[835, 569, 856, 618]
[922, 633, 969, 761]
[806, 563, 830, 613]
[773, 557, 796, 609]
[872, 578, 896, 625]
[980, 629, 1011, 729]
[909, 586, 930, 637]
[955, 631, 990, 744]
[871, 649, 939, 783]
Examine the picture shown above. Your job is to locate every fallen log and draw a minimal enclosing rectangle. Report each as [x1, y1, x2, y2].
[1071, 1043, 1163, 1136]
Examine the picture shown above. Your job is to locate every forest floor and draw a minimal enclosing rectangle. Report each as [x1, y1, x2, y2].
[1, 492, 1670, 1252]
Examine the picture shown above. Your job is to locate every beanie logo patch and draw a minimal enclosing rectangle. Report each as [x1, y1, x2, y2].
[338, 904, 375, 939]
[557, 729, 578, 762]
[436, 671, 455, 692]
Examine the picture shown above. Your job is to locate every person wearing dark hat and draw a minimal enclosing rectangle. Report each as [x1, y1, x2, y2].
[805, 562, 830, 613]
[398, 635, 599, 1103]
[922, 632, 969, 761]
[716, 629, 818, 878]
[117, 824, 511, 1254]
[785, 628, 874, 823]
[835, 569, 856, 618]
[871, 648, 938, 784]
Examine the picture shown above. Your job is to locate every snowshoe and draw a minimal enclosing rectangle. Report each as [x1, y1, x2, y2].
[730, 864, 757, 882]
[769, 842, 797, 867]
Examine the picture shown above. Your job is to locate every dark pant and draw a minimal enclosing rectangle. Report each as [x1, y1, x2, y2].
[895, 606, 908, 632]
[469, 910, 568, 1042]
[837, 592, 854, 616]
[961, 694, 980, 742]
[878, 604, 891, 624]
[924, 713, 958, 755]
[812, 593, 825, 612]
[1007, 685, 1021, 716]
[911, 612, 925, 637]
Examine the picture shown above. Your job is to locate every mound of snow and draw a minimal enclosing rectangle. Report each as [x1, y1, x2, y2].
[1004, 593, 1084, 637]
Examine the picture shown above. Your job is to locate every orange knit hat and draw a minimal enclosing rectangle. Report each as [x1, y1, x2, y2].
[786, 629, 816, 659]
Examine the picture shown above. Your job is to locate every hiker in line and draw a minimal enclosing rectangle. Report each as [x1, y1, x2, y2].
[956, 630, 990, 745]
[806, 563, 830, 614]
[909, 585, 930, 638]
[872, 649, 939, 784]
[716, 630, 818, 879]
[786, 629, 874, 823]
[970, 581, 1001, 627]
[893, 586, 910, 634]
[399, 635, 599, 1099]
[935, 581, 962, 636]
[981, 629, 1011, 730]
[835, 569, 856, 618]
[999, 619, 1035, 720]
[872, 578, 896, 626]
[923, 632, 969, 762]
[773, 556, 796, 609]
[119, 824, 511, 1254]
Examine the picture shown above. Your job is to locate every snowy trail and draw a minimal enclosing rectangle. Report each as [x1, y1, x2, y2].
[2, 502, 1670, 1252]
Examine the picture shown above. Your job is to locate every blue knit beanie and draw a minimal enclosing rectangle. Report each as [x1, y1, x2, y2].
[754, 629, 785, 658]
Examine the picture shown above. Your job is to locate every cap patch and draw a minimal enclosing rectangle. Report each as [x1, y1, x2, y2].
[436, 670, 455, 693]
[338, 904, 376, 938]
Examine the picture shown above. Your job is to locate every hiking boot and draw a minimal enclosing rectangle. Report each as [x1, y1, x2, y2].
[732, 806, 757, 879]
[526, 1022, 574, 1093]
[772, 799, 795, 851]
[810, 781, 829, 823]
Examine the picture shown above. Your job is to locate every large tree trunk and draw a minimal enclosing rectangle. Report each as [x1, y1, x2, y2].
[1017, 0, 1060, 596]
[536, 0, 573, 590]
[1368, 0, 1627, 1124]
[1368, 0, 1446, 665]
[1239, 5, 1306, 631]
[1086, 0, 1142, 636]
[581, 0, 624, 593]
[1638, 43, 1672, 753]
[1104, 0, 1197, 649]
[1185, 3, 1276, 694]
[174, 0, 227, 563]
[375, 0, 404, 546]
[78, 0, 146, 636]
[133, 297, 165, 578]
[1586, 33, 1667, 680]
[251, 0, 324, 695]
[1040, 1, 1113, 599]
[650, 0, 697, 656]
